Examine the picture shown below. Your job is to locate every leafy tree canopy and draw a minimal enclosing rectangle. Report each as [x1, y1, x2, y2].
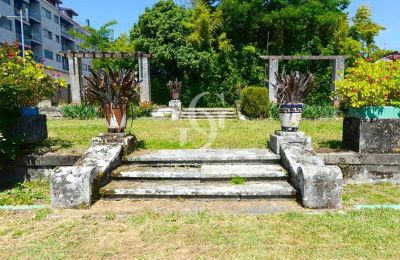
[81, 0, 385, 106]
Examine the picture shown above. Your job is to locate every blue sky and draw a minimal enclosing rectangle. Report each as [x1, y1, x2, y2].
[62, 0, 399, 51]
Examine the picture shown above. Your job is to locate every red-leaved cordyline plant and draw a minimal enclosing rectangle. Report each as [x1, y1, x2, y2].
[272, 70, 314, 104]
[84, 66, 141, 107]
[167, 79, 182, 95]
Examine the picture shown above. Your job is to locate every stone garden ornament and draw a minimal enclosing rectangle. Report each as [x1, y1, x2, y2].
[84, 67, 141, 133]
[272, 70, 314, 131]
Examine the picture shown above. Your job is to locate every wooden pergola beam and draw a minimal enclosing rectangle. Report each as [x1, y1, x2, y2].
[261, 55, 348, 103]
[59, 51, 153, 59]
[260, 55, 348, 61]
[60, 50, 152, 105]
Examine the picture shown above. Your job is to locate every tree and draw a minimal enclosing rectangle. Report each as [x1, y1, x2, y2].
[71, 21, 135, 70]
[350, 5, 385, 54]
[130, 0, 384, 106]
[70, 20, 118, 51]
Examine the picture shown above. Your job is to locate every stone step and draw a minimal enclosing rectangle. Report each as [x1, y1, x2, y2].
[112, 164, 288, 180]
[180, 114, 237, 118]
[181, 111, 236, 115]
[100, 180, 296, 199]
[180, 116, 237, 119]
[122, 149, 281, 165]
[182, 108, 236, 112]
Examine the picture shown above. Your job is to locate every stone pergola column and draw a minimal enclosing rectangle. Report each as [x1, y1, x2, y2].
[138, 53, 151, 103]
[68, 55, 83, 105]
[331, 56, 345, 90]
[268, 58, 279, 103]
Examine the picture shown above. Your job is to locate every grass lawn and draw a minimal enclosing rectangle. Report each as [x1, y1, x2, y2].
[1, 182, 399, 258]
[45, 118, 343, 152]
[4, 119, 396, 258]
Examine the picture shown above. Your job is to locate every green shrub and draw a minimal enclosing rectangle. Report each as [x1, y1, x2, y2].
[268, 104, 279, 119]
[59, 104, 99, 119]
[302, 105, 338, 119]
[240, 87, 269, 118]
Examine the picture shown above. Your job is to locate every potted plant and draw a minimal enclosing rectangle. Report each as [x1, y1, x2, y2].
[0, 42, 65, 117]
[167, 79, 182, 100]
[0, 42, 66, 144]
[84, 67, 140, 133]
[272, 71, 314, 131]
[335, 57, 400, 153]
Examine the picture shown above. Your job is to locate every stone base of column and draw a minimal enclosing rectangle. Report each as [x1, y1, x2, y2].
[91, 133, 137, 155]
[269, 131, 312, 155]
[169, 100, 182, 120]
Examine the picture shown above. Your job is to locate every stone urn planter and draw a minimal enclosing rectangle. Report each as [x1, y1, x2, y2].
[104, 104, 127, 133]
[271, 70, 314, 132]
[279, 103, 304, 131]
[84, 67, 140, 133]
[167, 79, 182, 101]
[343, 106, 400, 153]
[171, 92, 180, 100]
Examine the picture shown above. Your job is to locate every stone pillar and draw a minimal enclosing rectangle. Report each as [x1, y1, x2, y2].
[332, 56, 345, 91]
[68, 56, 83, 105]
[268, 58, 279, 103]
[139, 54, 151, 103]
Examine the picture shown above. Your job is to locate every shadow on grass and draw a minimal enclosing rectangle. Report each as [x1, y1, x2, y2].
[318, 140, 343, 149]
[137, 140, 146, 149]
[27, 138, 73, 154]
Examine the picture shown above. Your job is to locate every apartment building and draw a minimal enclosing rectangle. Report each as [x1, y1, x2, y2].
[0, 0, 91, 103]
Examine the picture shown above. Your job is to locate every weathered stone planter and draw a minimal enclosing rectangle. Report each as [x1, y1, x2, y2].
[104, 104, 127, 132]
[12, 115, 48, 145]
[343, 107, 400, 153]
[279, 103, 304, 131]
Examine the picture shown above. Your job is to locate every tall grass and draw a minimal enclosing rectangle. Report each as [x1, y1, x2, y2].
[59, 104, 100, 120]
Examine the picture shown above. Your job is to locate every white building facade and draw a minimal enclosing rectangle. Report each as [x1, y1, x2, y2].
[0, 0, 90, 104]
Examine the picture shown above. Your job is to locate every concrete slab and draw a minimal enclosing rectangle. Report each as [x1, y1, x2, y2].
[112, 164, 288, 180]
[200, 164, 288, 179]
[123, 149, 280, 164]
[100, 180, 296, 199]
[90, 199, 308, 215]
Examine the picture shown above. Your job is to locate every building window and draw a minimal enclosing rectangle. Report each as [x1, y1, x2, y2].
[0, 19, 12, 31]
[53, 15, 59, 24]
[82, 64, 88, 71]
[44, 49, 53, 60]
[42, 8, 51, 19]
[56, 54, 61, 62]
[55, 35, 60, 43]
[43, 29, 52, 40]
[1, 0, 10, 5]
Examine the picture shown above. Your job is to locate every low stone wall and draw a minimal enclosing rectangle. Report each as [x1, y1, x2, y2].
[320, 152, 400, 184]
[0, 152, 82, 187]
[12, 115, 48, 144]
[343, 117, 400, 153]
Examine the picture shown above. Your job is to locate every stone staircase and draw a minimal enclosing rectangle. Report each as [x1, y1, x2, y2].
[180, 108, 237, 119]
[99, 149, 297, 200]
[39, 106, 62, 118]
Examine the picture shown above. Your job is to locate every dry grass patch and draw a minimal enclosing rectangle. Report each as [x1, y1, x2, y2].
[0, 209, 399, 259]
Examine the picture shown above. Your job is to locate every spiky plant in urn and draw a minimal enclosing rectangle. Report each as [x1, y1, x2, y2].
[84, 67, 140, 133]
[167, 79, 182, 100]
[273, 71, 314, 131]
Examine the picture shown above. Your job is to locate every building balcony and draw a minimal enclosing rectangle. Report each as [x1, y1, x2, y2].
[33, 55, 43, 63]
[61, 25, 75, 39]
[31, 31, 42, 43]
[16, 33, 32, 47]
[28, 9, 41, 23]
